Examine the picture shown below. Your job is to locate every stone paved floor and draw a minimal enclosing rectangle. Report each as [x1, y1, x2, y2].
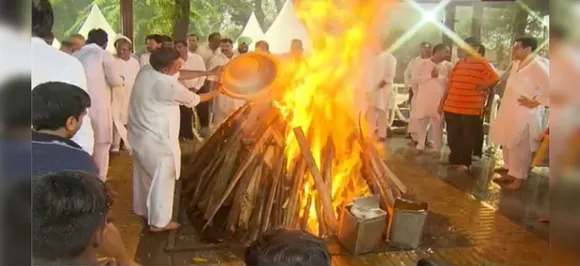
[105, 136, 577, 265]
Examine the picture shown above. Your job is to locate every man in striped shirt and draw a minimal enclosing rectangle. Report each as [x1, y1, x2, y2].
[439, 39, 499, 172]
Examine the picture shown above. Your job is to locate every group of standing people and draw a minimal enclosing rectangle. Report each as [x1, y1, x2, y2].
[369, 36, 549, 192]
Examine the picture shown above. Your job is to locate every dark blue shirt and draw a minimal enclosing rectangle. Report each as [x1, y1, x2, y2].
[31, 131, 98, 177]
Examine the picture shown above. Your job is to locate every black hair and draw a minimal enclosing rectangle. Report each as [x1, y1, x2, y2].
[32, 82, 91, 131]
[432, 43, 448, 55]
[478, 43, 486, 56]
[0, 76, 31, 131]
[150, 47, 181, 71]
[187, 33, 199, 40]
[146, 34, 163, 43]
[514, 37, 538, 52]
[161, 35, 173, 43]
[86, 28, 108, 47]
[32, 171, 112, 262]
[174, 40, 188, 47]
[221, 38, 233, 45]
[32, 0, 54, 38]
[245, 229, 331, 266]
[464, 36, 478, 44]
[208, 32, 221, 42]
[1, 179, 32, 266]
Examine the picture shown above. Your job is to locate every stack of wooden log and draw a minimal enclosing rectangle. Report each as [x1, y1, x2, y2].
[181, 101, 407, 243]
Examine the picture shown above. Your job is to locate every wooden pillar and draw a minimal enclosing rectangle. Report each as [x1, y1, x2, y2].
[442, 2, 456, 46]
[471, 3, 483, 41]
[120, 0, 134, 42]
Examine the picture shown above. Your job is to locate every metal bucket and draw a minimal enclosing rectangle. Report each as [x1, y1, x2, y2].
[219, 52, 280, 100]
[387, 198, 428, 249]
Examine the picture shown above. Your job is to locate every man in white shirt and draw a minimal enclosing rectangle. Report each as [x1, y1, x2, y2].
[195, 32, 222, 136]
[128, 47, 221, 232]
[404, 42, 432, 144]
[410, 43, 451, 153]
[208, 38, 245, 128]
[187, 33, 199, 53]
[74, 29, 124, 181]
[139, 34, 163, 67]
[175, 40, 206, 140]
[31, 0, 94, 155]
[111, 35, 140, 153]
[367, 49, 397, 141]
[490, 37, 549, 191]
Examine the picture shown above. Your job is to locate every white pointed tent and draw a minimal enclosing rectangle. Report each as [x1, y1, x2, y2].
[78, 4, 117, 52]
[235, 12, 264, 50]
[263, 0, 311, 54]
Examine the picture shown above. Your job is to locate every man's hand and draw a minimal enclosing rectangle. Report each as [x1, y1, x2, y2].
[518, 96, 540, 108]
[209, 65, 223, 75]
[437, 103, 444, 115]
[101, 223, 141, 266]
[431, 67, 439, 78]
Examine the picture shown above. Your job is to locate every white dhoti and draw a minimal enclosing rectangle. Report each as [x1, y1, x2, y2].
[416, 115, 443, 151]
[132, 152, 178, 227]
[90, 104, 113, 181]
[367, 107, 388, 138]
[501, 128, 533, 180]
[111, 85, 131, 152]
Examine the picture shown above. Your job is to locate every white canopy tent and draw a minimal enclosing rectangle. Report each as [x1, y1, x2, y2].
[235, 12, 264, 50]
[78, 4, 118, 53]
[263, 0, 311, 54]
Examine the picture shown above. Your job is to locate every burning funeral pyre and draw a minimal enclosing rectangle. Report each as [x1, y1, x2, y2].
[181, 0, 405, 243]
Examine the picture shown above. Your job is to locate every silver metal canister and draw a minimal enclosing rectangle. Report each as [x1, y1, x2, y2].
[387, 198, 428, 249]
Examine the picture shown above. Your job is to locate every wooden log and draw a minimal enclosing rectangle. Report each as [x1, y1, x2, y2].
[202, 128, 273, 230]
[247, 163, 269, 242]
[262, 147, 284, 233]
[284, 159, 306, 227]
[292, 127, 338, 232]
[225, 157, 260, 233]
[273, 160, 288, 228]
[203, 140, 243, 217]
[238, 159, 263, 230]
[314, 194, 328, 237]
[367, 144, 407, 194]
[299, 193, 313, 230]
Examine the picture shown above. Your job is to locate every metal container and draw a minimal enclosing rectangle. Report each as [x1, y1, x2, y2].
[337, 195, 388, 255]
[387, 198, 428, 249]
[219, 52, 280, 100]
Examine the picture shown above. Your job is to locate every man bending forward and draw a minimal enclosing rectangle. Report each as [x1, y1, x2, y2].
[128, 48, 220, 232]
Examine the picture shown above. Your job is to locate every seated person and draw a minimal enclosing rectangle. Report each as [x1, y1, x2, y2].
[245, 228, 331, 266]
[32, 82, 98, 176]
[32, 171, 140, 265]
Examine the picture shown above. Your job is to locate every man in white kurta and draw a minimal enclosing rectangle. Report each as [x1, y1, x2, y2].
[175, 40, 206, 140]
[410, 44, 452, 153]
[490, 37, 549, 191]
[31, 34, 94, 155]
[139, 34, 163, 67]
[128, 48, 220, 231]
[367, 50, 397, 141]
[111, 36, 140, 152]
[404, 42, 432, 143]
[209, 39, 246, 128]
[74, 29, 124, 181]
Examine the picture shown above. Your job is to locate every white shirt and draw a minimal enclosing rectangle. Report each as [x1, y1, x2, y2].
[0, 25, 29, 83]
[404, 56, 422, 87]
[179, 53, 206, 90]
[139, 52, 151, 67]
[31, 37, 94, 154]
[116, 56, 140, 92]
[207, 53, 235, 81]
[196, 45, 221, 68]
[128, 65, 201, 178]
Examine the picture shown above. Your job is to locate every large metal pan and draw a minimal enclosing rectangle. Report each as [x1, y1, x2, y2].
[218, 52, 280, 100]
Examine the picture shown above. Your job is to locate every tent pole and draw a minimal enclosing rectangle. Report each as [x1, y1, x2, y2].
[120, 0, 134, 42]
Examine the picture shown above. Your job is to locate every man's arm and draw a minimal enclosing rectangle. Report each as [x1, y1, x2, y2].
[193, 56, 207, 90]
[403, 58, 414, 87]
[477, 62, 500, 92]
[178, 70, 211, 80]
[103, 54, 124, 87]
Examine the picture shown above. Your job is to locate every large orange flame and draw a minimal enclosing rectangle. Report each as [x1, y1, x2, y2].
[273, 0, 391, 234]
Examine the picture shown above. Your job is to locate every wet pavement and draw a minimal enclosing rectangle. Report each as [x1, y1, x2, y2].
[108, 135, 557, 265]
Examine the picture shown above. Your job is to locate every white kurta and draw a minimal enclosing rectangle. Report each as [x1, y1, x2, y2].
[31, 37, 95, 154]
[196, 45, 221, 68]
[490, 58, 549, 151]
[549, 46, 580, 178]
[114, 56, 141, 123]
[368, 51, 397, 111]
[179, 53, 206, 90]
[128, 65, 201, 227]
[208, 53, 246, 125]
[74, 44, 124, 179]
[139, 52, 151, 67]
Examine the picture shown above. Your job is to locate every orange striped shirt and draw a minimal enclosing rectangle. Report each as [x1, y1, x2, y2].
[442, 57, 499, 115]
